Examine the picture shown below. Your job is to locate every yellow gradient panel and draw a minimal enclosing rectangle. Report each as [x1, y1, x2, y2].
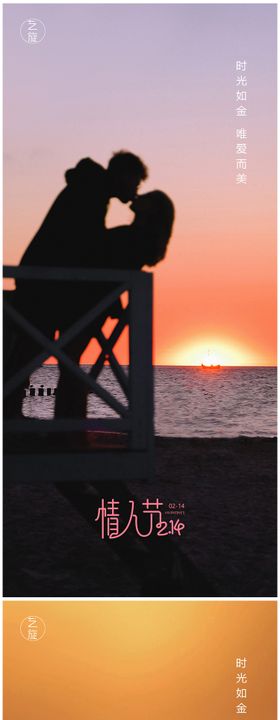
[4, 601, 276, 720]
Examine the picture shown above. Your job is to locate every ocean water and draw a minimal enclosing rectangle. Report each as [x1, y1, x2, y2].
[22, 365, 277, 438]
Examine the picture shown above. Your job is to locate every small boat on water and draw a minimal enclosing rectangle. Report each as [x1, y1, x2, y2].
[201, 363, 221, 369]
[200, 349, 221, 369]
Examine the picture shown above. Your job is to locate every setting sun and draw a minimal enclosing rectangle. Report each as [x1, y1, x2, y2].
[169, 337, 261, 367]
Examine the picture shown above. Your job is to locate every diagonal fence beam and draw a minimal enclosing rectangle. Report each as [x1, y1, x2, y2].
[4, 291, 129, 417]
[92, 310, 129, 397]
[3, 282, 126, 391]
[107, 353, 129, 398]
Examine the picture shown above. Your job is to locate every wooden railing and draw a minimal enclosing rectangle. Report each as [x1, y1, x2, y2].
[3, 266, 154, 480]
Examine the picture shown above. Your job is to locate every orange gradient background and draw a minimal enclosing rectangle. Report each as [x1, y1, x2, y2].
[4, 601, 276, 720]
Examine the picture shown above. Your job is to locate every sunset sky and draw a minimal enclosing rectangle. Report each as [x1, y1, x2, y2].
[3, 4, 277, 365]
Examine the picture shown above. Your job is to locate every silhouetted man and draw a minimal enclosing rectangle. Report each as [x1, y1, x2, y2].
[4, 151, 148, 417]
[20, 150, 148, 269]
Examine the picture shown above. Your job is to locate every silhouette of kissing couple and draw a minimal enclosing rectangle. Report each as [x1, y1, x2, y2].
[5, 150, 175, 421]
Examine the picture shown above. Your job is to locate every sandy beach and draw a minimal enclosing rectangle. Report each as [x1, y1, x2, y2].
[4, 436, 276, 598]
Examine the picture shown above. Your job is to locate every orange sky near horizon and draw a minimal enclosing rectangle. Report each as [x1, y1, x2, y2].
[5, 186, 277, 367]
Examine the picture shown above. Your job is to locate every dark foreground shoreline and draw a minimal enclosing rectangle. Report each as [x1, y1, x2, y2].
[4, 436, 276, 597]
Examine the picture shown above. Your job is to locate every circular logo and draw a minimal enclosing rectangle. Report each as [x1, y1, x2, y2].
[20, 18, 46, 44]
[20, 616, 46, 642]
